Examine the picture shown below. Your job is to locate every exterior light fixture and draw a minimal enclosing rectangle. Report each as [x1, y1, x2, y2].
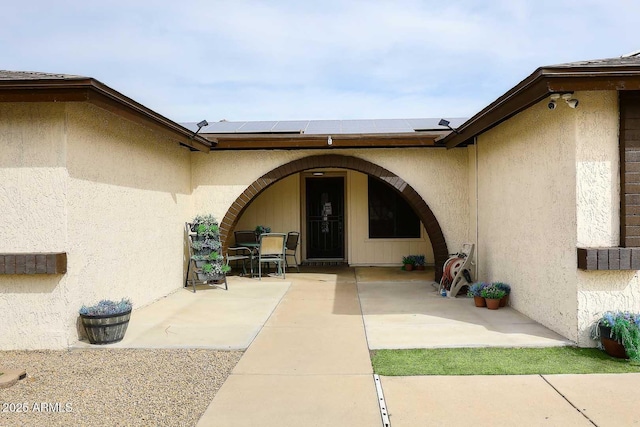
[327, 136, 333, 146]
[191, 119, 209, 138]
[548, 93, 579, 110]
[438, 119, 459, 134]
[312, 172, 325, 176]
[561, 93, 579, 109]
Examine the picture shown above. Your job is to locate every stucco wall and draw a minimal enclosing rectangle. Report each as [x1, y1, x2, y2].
[476, 96, 579, 342]
[0, 102, 193, 350]
[64, 103, 192, 344]
[0, 103, 69, 349]
[575, 91, 640, 345]
[191, 148, 469, 263]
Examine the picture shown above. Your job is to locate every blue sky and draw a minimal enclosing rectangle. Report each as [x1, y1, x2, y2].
[2, 1, 639, 123]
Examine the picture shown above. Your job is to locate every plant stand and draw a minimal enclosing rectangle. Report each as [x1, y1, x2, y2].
[80, 310, 131, 344]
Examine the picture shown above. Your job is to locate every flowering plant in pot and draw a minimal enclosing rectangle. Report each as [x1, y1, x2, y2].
[493, 282, 511, 307]
[402, 255, 416, 271]
[480, 285, 506, 310]
[467, 282, 488, 307]
[79, 298, 132, 345]
[413, 255, 426, 271]
[591, 311, 640, 362]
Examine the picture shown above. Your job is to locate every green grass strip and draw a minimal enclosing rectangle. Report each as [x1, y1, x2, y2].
[371, 347, 640, 376]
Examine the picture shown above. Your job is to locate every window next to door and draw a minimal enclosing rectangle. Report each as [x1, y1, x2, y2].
[367, 176, 420, 238]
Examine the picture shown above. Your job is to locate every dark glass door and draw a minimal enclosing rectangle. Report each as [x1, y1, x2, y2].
[306, 177, 344, 258]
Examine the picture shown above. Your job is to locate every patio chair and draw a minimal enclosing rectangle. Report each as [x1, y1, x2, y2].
[285, 231, 300, 273]
[257, 233, 287, 280]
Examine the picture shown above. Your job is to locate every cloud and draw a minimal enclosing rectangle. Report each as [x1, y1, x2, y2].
[2, 0, 640, 121]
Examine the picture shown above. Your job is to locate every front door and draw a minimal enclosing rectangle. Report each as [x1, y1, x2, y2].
[306, 177, 344, 258]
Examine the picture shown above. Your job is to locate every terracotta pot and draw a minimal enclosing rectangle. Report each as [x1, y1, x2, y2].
[416, 265, 425, 271]
[473, 296, 486, 307]
[599, 325, 628, 359]
[404, 264, 414, 271]
[485, 298, 501, 310]
[499, 294, 509, 307]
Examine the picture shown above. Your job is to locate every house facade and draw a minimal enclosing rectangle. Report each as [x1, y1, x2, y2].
[1, 54, 639, 350]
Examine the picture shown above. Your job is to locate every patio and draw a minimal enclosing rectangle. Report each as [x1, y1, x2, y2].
[73, 267, 571, 350]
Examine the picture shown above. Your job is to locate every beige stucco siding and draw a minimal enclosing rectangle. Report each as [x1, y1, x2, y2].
[575, 91, 640, 345]
[191, 148, 469, 259]
[64, 104, 192, 343]
[0, 103, 69, 349]
[476, 96, 579, 342]
[0, 102, 193, 349]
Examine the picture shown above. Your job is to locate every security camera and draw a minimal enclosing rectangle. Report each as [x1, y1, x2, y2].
[566, 99, 579, 108]
[548, 100, 557, 110]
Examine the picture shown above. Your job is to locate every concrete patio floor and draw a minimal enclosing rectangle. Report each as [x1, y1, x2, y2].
[74, 266, 571, 350]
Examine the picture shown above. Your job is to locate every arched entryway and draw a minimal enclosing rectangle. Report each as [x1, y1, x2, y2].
[220, 154, 449, 281]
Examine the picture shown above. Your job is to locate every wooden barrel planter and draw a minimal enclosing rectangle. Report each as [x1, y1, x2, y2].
[80, 310, 132, 345]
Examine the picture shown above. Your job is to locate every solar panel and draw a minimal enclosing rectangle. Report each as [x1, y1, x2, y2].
[180, 117, 469, 135]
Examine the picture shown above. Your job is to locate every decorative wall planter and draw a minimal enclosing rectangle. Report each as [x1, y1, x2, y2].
[80, 310, 131, 345]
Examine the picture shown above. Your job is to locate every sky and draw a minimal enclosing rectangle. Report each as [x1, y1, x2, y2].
[2, 1, 639, 124]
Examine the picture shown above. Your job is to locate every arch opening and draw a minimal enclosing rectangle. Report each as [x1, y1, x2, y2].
[220, 154, 449, 281]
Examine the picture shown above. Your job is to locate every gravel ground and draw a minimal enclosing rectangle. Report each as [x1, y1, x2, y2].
[0, 349, 243, 427]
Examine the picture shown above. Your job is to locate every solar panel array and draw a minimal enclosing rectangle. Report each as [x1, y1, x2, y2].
[181, 118, 467, 135]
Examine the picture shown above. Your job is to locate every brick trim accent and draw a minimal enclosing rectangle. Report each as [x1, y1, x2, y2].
[577, 247, 640, 270]
[620, 91, 640, 247]
[220, 154, 449, 281]
[0, 253, 67, 275]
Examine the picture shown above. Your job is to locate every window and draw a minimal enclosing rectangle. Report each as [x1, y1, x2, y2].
[368, 176, 420, 238]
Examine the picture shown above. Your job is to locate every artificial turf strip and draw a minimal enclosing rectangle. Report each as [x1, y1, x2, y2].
[371, 347, 640, 376]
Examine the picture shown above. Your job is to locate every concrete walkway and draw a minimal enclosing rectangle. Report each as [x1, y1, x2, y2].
[197, 269, 382, 426]
[75, 267, 639, 426]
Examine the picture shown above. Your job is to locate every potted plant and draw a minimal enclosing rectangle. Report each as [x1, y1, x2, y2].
[255, 225, 272, 238]
[467, 282, 488, 307]
[493, 282, 511, 307]
[196, 253, 231, 281]
[480, 285, 506, 310]
[591, 311, 640, 362]
[402, 255, 416, 271]
[414, 255, 426, 271]
[79, 298, 132, 344]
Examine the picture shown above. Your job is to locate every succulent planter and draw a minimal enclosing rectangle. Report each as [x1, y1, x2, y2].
[196, 272, 225, 282]
[80, 310, 131, 345]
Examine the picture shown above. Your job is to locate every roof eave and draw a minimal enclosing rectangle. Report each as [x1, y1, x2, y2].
[202, 131, 449, 150]
[0, 78, 212, 152]
[444, 64, 640, 149]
